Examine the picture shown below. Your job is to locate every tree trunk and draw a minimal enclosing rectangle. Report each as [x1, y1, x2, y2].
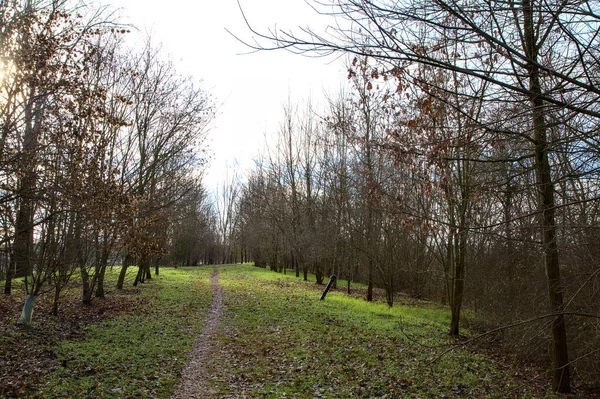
[532, 82, 571, 394]
[117, 254, 131, 290]
[442, 236, 451, 306]
[52, 284, 61, 316]
[449, 261, 463, 337]
[293, 251, 299, 278]
[95, 264, 107, 298]
[134, 256, 149, 286]
[95, 238, 111, 298]
[13, 200, 34, 278]
[449, 227, 466, 336]
[14, 91, 44, 279]
[315, 262, 324, 284]
[367, 259, 373, 302]
[81, 265, 93, 304]
[4, 259, 14, 295]
[384, 274, 394, 307]
[523, 0, 570, 391]
[133, 266, 144, 286]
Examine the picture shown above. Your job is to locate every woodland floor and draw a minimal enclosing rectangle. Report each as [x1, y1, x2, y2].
[0, 283, 144, 397]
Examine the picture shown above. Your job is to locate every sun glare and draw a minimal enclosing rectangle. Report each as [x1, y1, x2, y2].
[0, 59, 15, 85]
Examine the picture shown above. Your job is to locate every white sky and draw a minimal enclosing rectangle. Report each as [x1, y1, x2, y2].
[107, 0, 347, 189]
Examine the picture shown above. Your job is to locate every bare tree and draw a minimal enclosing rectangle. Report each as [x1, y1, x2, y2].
[215, 166, 241, 264]
[115, 39, 214, 288]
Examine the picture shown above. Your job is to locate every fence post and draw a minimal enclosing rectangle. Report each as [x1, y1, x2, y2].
[320, 275, 337, 300]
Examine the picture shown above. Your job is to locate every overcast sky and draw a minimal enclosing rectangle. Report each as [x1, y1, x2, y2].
[107, 0, 347, 189]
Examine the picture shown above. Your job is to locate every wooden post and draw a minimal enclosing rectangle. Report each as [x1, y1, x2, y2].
[320, 275, 337, 301]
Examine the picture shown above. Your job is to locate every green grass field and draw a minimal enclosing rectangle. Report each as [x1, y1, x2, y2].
[38, 267, 213, 398]
[1, 265, 556, 398]
[210, 265, 548, 399]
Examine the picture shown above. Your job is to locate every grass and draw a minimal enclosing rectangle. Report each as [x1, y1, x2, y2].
[36, 267, 213, 399]
[2, 264, 558, 398]
[209, 265, 550, 398]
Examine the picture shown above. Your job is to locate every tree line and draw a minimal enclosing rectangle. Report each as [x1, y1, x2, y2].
[227, 0, 600, 393]
[0, 0, 226, 324]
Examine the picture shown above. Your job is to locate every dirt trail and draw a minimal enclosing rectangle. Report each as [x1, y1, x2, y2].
[171, 268, 223, 399]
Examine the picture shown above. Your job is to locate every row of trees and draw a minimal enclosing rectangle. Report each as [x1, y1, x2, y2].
[229, 0, 600, 393]
[0, 0, 221, 323]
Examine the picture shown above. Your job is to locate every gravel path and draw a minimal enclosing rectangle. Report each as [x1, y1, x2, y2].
[171, 268, 223, 399]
